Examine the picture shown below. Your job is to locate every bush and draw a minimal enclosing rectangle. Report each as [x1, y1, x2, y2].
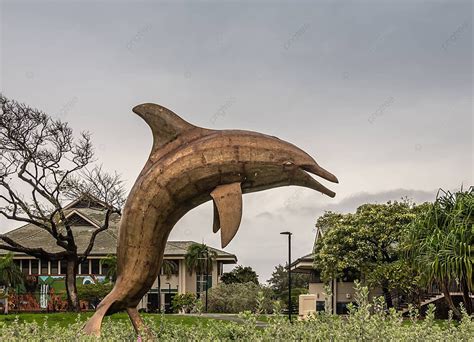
[0, 284, 472, 341]
[171, 293, 197, 313]
[76, 282, 113, 304]
[205, 282, 274, 313]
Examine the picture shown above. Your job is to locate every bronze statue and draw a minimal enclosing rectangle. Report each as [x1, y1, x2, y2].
[83, 103, 338, 336]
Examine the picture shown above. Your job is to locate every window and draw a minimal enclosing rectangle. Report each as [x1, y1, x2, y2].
[91, 259, 100, 274]
[196, 274, 212, 295]
[101, 262, 109, 276]
[50, 261, 59, 275]
[80, 259, 89, 274]
[60, 261, 67, 275]
[316, 301, 325, 312]
[310, 270, 323, 283]
[31, 259, 39, 274]
[336, 302, 355, 315]
[40, 259, 49, 274]
[21, 260, 30, 275]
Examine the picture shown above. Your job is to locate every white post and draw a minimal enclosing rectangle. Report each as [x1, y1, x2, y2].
[5, 288, 9, 315]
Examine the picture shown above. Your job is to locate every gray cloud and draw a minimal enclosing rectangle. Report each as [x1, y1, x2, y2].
[0, 1, 472, 282]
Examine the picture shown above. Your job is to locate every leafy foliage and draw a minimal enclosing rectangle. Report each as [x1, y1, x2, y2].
[100, 255, 117, 282]
[405, 187, 473, 315]
[0, 95, 124, 311]
[161, 260, 178, 279]
[185, 243, 218, 275]
[0, 253, 24, 288]
[206, 282, 274, 313]
[77, 282, 113, 305]
[267, 264, 310, 307]
[171, 293, 197, 313]
[0, 285, 472, 341]
[221, 265, 259, 284]
[313, 200, 423, 306]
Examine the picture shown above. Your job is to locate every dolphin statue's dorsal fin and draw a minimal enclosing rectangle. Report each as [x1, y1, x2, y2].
[211, 182, 243, 248]
[132, 103, 197, 152]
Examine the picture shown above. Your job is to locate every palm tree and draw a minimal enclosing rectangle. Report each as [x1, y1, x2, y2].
[185, 243, 218, 303]
[407, 187, 473, 317]
[185, 243, 217, 276]
[100, 255, 117, 283]
[162, 260, 178, 279]
[0, 253, 24, 314]
[157, 259, 178, 312]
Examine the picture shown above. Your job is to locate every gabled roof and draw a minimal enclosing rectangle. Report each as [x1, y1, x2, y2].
[164, 241, 237, 263]
[0, 196, 237, 262]
[290, 253, 315, 273]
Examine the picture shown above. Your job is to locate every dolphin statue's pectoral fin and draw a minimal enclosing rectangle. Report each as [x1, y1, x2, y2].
[211, 182, 243, 248]
[212, 201, 221, 233]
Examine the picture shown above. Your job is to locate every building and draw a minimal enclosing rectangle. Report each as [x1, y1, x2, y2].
[291, 253, 383, 316]
[292, 227, 472, 318]
[0, 196, 237, 313]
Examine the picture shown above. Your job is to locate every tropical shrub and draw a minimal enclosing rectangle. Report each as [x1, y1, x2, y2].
[267, 263, 310, 308]
[406, 187, 473, 316]
[76, 282, 113, 308]
[221, 265, 259, 284]
[0, 285, 472, 341]
[171, 293, 197, 313]
[206, 282, 274, 313]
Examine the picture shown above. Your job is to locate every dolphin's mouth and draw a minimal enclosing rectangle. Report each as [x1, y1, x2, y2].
[297, 164, 339, 198]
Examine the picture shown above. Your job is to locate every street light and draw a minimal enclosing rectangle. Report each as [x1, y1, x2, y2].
[166, 282, 171, 313]
[198, 249, 210, 312]
[205, 249, 209, 313]
[280, 231, 292, 322]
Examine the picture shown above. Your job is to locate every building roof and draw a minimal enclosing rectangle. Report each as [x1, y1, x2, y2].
[290, 225, 328, 273]
[0, 196, 237, 263]
[290, 253, 315, 273]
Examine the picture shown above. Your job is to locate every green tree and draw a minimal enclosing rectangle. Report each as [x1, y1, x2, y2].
[221, 265, 259, 284]
[0, 253, 24, 314]
[156, 259, 178, 312]
[171, 293, 197, 313]
[0, 95, 125, 311]
[207, 282, 274, 313]
[313, 200, 422, 308]
[185, 243, 218, 275]
[267, 264, 310, 308]
[77, 282, 113, 308]
[406, 187, 473, 316]
[100, 255, 117, 282]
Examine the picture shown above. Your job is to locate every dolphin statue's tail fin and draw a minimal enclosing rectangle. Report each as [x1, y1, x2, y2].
[82, 287, 120, 336]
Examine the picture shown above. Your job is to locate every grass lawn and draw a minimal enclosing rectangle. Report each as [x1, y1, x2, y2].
[0, 312, 221, 328]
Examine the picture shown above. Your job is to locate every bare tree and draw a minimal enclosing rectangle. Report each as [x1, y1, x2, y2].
[0, 94, 125, 311]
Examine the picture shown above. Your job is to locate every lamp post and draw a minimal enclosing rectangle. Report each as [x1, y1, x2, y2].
[157, 272, 161, 313]
[280, 231, 292, 322]
[166, 282, 171, 313]
[205, 249, 209, 313]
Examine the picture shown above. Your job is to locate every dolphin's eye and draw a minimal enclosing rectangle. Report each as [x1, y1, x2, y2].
[283, 161, 294, 167]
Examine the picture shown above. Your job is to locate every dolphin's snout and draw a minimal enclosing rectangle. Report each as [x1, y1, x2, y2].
[301, 163, 339, 184]
[291, 164, 337, 198]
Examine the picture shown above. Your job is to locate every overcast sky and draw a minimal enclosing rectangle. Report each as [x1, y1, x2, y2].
[0, 0, 472, 282]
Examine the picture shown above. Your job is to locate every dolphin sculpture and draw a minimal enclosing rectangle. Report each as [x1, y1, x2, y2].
[83, 103, 338, 336]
